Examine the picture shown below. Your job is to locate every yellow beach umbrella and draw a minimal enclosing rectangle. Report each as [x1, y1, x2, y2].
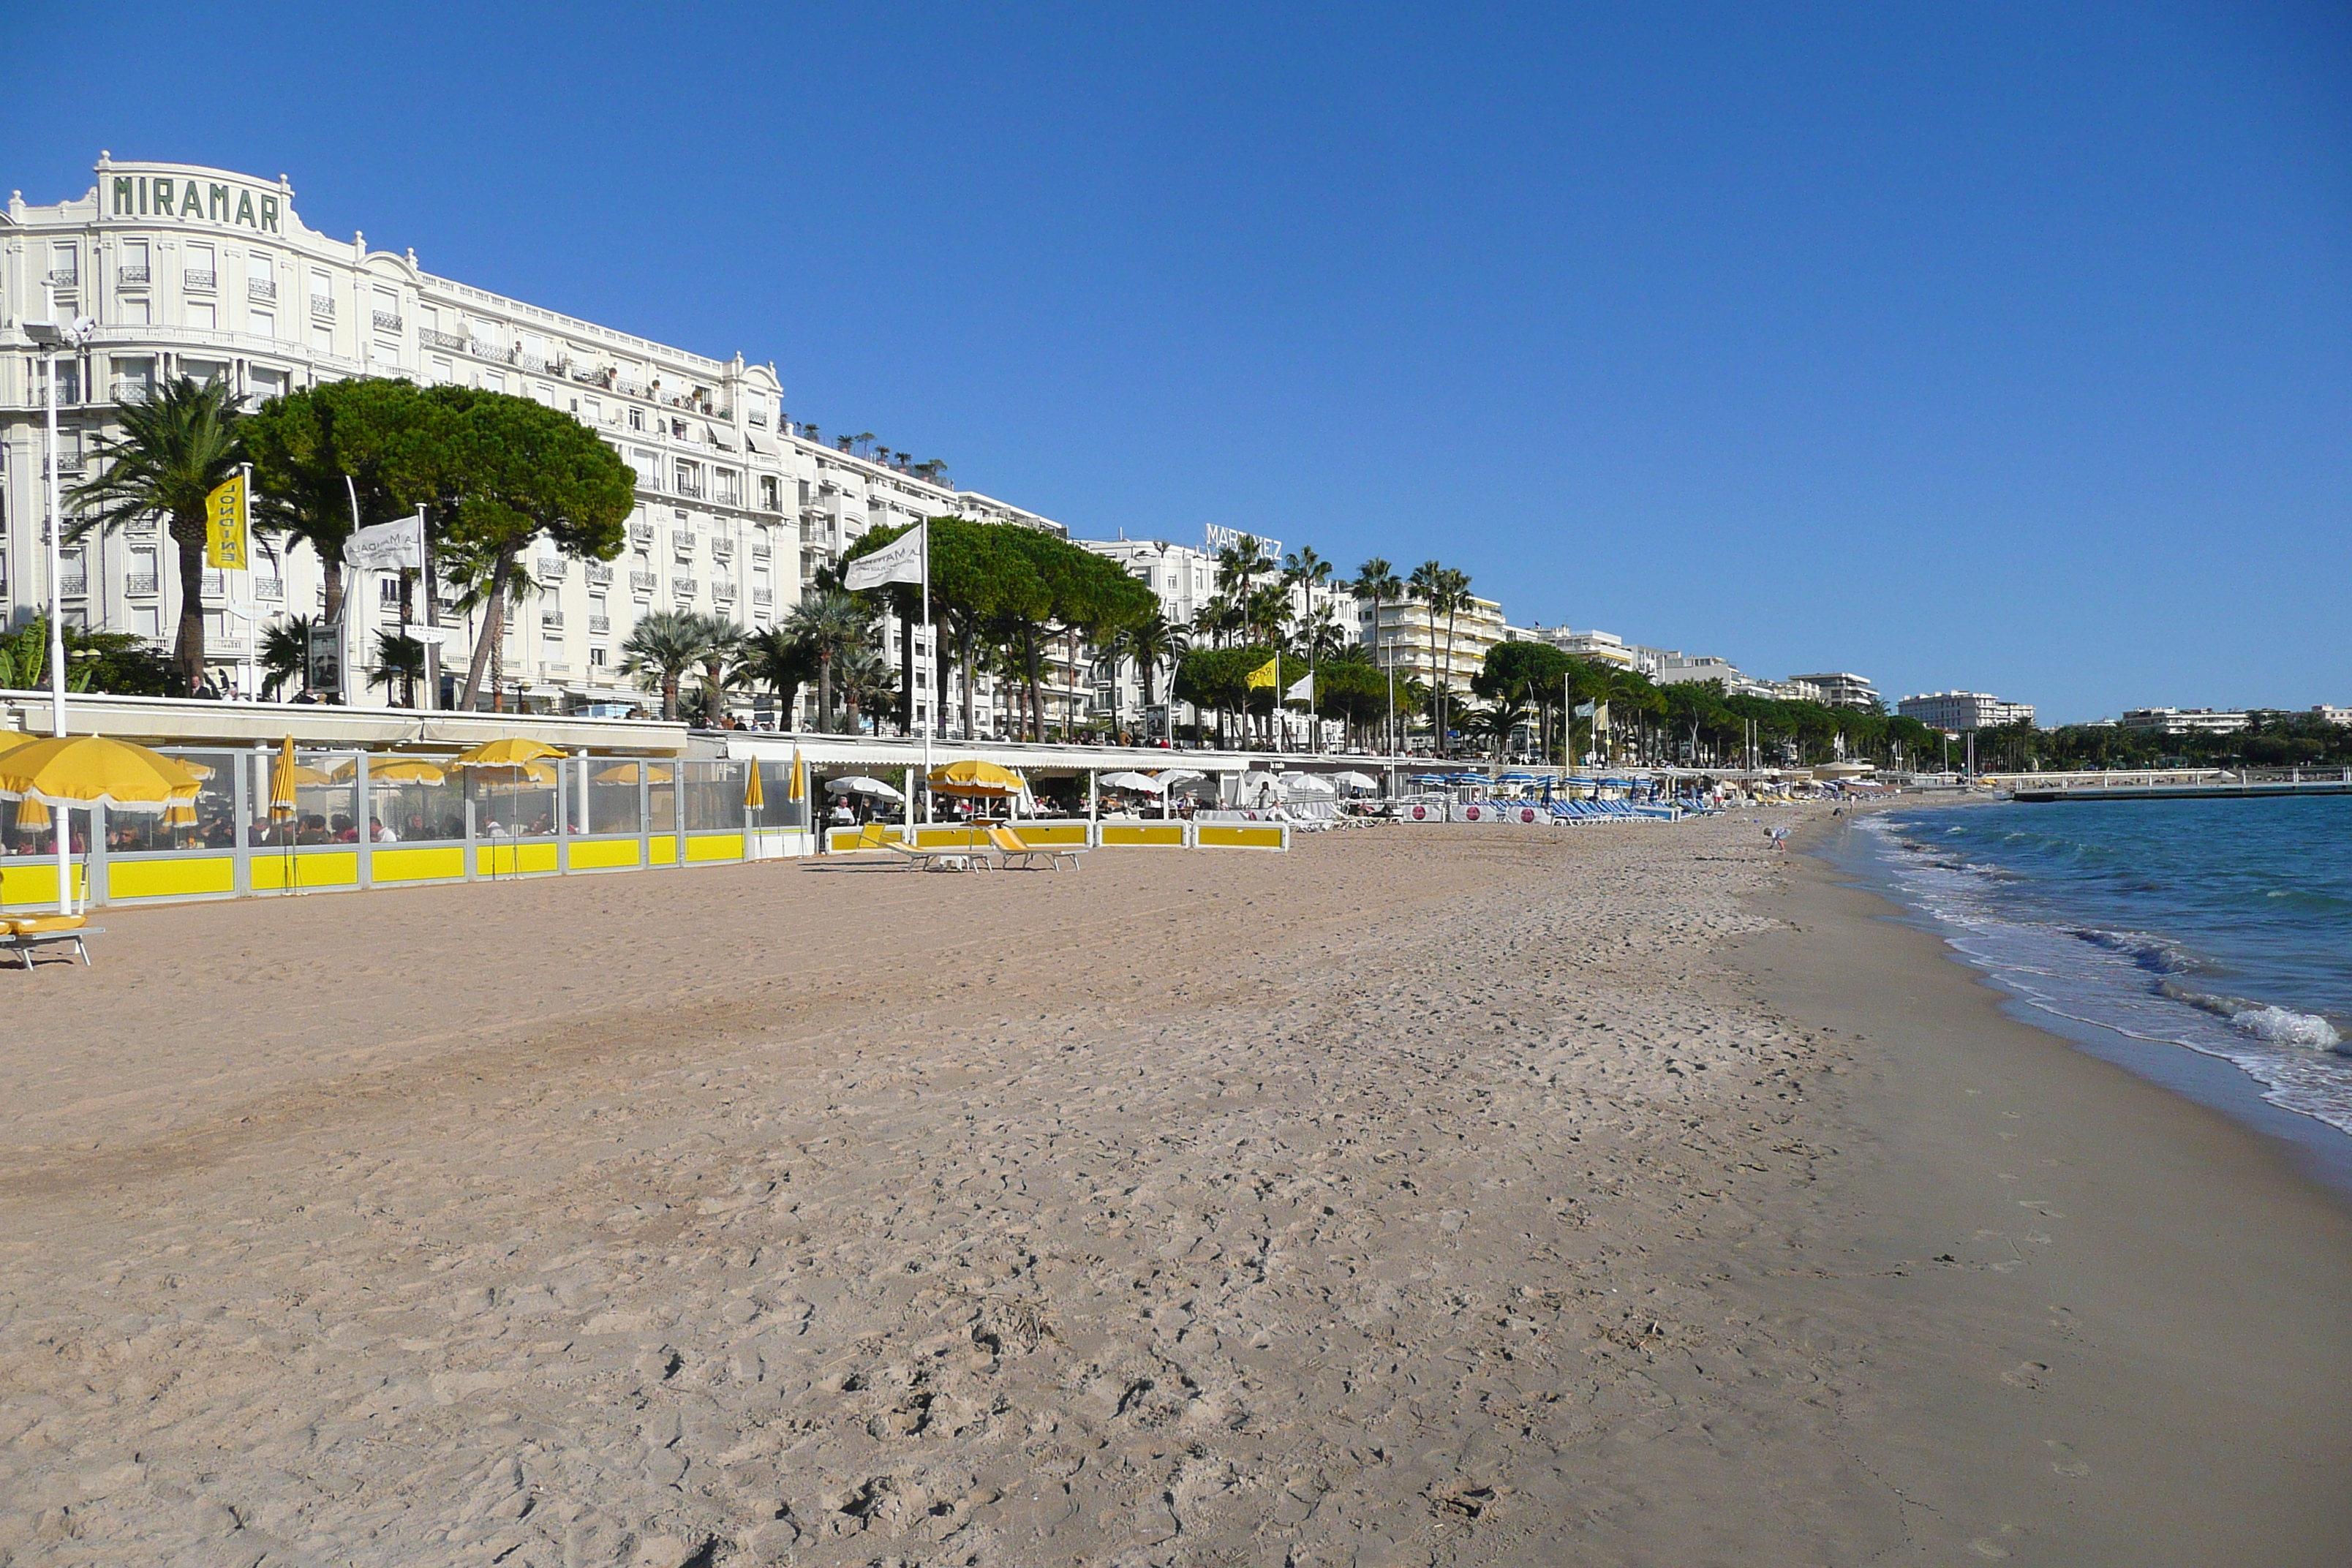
[270, 736, 300, 820]
[595, 761, 673, 784]
[787, 747, 805, 803]
[928, 758, 1023, 796]
[162, 783, 200, 829]
[14, 794, 50, 832]
[0, 735, 201, 914]
[744, 760, 764, 810]
[0, 730, 39, 758]
[453, 737, 566, 769]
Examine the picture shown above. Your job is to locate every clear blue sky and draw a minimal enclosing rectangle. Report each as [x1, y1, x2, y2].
[10, 2, 2347, 722]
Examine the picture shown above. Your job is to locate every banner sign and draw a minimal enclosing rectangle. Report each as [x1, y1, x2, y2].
[306, 619, 343, 696]
[203, 474, 248, 570]
[343, 511, 426, 572]
[843, 522, 926, 591]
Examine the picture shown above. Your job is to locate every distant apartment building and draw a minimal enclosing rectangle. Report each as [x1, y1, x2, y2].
[1898, 690, 2036, 731]
[1358, 592, 1507, 694]
[1651, 654, 1746, 689]
[2119, 707, 2250, 736]
[1516, 623, 1639, 671]
[2315, 706, 2352, 727]
[1788, 671, 1880, 709]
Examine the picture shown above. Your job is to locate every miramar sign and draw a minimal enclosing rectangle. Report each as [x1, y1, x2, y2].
[108, 172, 282, 234]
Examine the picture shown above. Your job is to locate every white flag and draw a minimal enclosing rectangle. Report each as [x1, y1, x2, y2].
[1284, 673, 1314, 701]
[843, 522, 926, 591]
[343, 512, 426, 571]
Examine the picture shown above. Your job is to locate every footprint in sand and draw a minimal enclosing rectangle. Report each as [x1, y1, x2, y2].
[2045, 1439, 2092, 1477]
[1997, 1361, 2048, 1390]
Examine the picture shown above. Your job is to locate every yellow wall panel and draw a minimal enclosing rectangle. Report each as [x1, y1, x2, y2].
[110, 856, 236, 900]
[568, 838, 641, 871]
[685, 834, 744, 863]
[1100, 824, 1187, 848]
[1195, 826, 1288, 851]
[252, 850, 361, 890]
[372, 846, 467, 883]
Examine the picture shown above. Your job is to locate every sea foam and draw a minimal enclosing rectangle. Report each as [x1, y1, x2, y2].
[2231, 1006, 2345, 1052]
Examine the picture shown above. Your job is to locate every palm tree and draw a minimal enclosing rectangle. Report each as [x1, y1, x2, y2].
[1213, 533, 1274, 601]
[1469, 698, 1530, 763]
[834, 644, 897, 734]
[618, 608, 717, 722]
[691, 619, 752, 727]
[442, 533, 540, 712]
[67, 376, 246, 692]
[371, 629, 427, 706]
[782, 589, 872, 731]
[258, 615, 317, 702]
[743, 623, 815, 725]
[1351, 558, 1402, 751]
[1127, 609, 1186, 720]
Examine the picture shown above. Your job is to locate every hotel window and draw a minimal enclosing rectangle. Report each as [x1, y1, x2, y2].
[431, 356, 454, 382]
[627, 406, 644, 431]
[120, 296, 150, 326]
[312, 324, 334, 355]
[184, 359, 228, 388]
[131, 604, 160, 640]
[759, 475, 779, 510]
[118, 240, 150, 285]
[246, 249, 275, 300]
[187, 300, 216, 330]
[484, 372, 505, 393]
[185, 244, 216, 290]
[588, 646, 606, 667]
[249, 308, 275, 339]
[714, 470, 740, 506]
[48, 241, 78, 285]
[250, 367, 288, 402]
[674, 461, 701, 497]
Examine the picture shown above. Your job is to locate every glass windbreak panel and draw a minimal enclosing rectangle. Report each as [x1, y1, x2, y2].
[365, 757, 464, 843]
[680, 761, 740, 832]
[750, 761, 800, 829]
[112, 747, 240, 853]
[467, 768, 559, 839]
[2, 796, 67, 860]
[587, 760, 644, 835]
[647, 767, 677, 834]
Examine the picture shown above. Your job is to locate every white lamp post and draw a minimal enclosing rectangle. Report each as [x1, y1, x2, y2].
[23, 315, 95, 739]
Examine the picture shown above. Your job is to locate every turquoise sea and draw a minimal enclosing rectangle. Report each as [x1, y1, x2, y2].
[1838, 795, 2352, 1179]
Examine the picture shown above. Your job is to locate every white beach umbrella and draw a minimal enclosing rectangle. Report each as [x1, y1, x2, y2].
[826, 774, 906, 802]
[1099, 770, 1165, 794]
[1331, 770, 1379, 792]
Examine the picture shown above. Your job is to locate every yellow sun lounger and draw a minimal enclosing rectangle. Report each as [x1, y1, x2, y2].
[4, 913, 99, 968]
[987, 824, 1082, 871]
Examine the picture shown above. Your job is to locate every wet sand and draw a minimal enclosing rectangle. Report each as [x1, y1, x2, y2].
[0, 813, 2345, 1565]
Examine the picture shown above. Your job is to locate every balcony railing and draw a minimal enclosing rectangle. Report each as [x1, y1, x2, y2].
[540, 611, 565, 631]
[627, 523, 654, 546]
[247, 278, 276, 303]
[469, 340, 515, 363]
[125, 573, 158, 596]
[629, 571, 657, 595]
[534, 556, 566, 584]
[255, 578, 284, 603]
[184, 270, 216, 290]
[671, 577, 698, 598]
[584, 562, 614, 586]
[372, 310, 403, 333]
[59, 576, 88, 598]
[750, 541, 772, 561]
[752, 587, 774, 607]
[310, 295, 335, 317]
[712, 580, 736, 602]
[201, 570, 225, 596]
[111, 378, 154, 403]
[674, 476, 703, 499]
[588, 614, 611, 636]
[45, 268, 78, 287]
[710, 535, 734, 559]
[415, 328, 461, 353]
[673, 532, 698, 555]
[117, 265, 150, 286]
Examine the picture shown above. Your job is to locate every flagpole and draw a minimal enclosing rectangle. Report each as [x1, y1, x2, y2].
[920, 521, 932, 823]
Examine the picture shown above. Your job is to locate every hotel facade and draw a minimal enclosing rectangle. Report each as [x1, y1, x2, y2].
[2, 156, 1060, 732]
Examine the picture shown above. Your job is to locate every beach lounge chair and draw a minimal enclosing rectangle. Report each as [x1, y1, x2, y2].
[987, 824, 1083, 871]
[844, 822, 984, 870]
[4, 913, 99, 968]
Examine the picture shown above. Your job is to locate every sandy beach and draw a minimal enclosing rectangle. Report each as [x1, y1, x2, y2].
[1, 813, 2346, 1566]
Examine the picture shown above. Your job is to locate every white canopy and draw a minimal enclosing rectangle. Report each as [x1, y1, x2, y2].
[1098, 770, 1165, 793]
[826, 774, 905, 802]
[1331, 770, 1380, 791]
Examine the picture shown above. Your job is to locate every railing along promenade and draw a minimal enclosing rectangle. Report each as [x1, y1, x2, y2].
[1990, 766, 2352, 802]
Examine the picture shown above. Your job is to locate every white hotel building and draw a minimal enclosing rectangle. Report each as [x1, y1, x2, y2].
[2, 155, 1061, 731]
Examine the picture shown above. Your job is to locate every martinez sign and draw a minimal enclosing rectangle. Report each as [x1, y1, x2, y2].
[109, 171, 282, 234]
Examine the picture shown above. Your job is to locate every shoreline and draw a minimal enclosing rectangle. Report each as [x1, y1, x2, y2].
[1730, 818, 2352, 1560]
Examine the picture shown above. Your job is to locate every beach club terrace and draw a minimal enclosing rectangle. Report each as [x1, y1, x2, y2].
[0, 690, 1437, 913]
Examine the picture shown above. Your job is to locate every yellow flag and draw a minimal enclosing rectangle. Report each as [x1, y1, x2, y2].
[204, 474, 248, 570]
[1245, 656, 1279, 690]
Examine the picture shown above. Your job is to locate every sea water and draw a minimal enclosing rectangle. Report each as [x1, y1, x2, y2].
[1836, 795, 2352, 1169]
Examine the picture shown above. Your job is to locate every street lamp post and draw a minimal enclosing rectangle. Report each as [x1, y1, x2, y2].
[24, 317, 95, 739]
